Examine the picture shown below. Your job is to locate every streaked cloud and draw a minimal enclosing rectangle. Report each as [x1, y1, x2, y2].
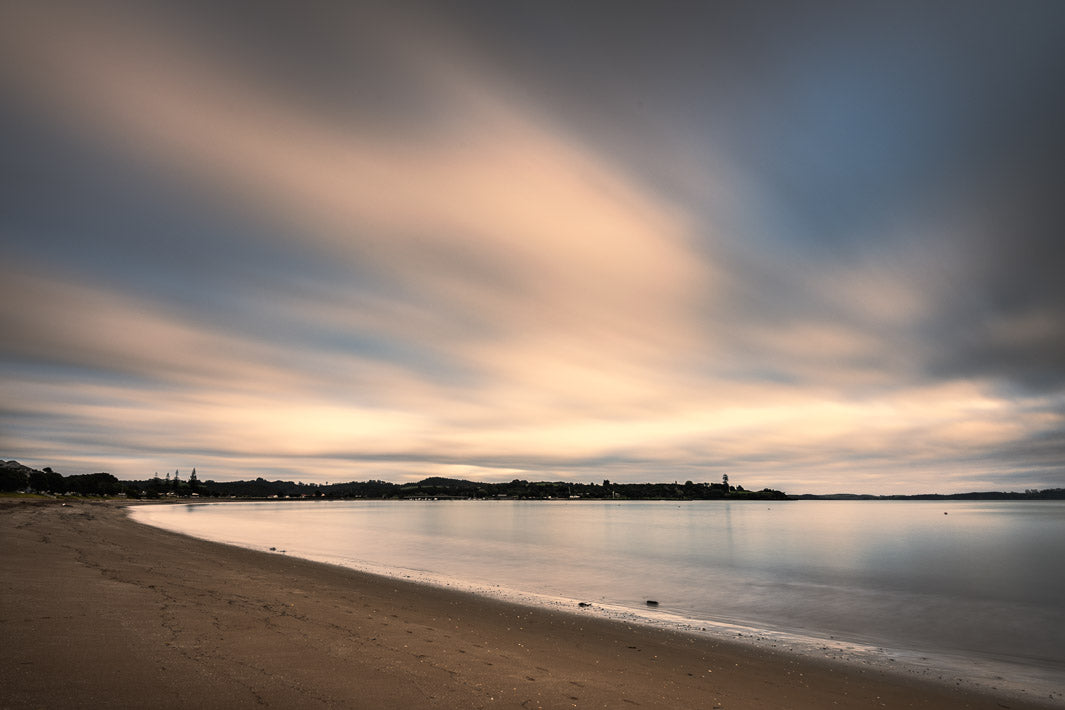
[1, 0, 1063, 493]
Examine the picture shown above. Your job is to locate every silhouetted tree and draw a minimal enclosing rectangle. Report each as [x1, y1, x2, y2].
[65, 472, 121, 496]
[0, 465, 28, 492]
[29, 468, 64, 493]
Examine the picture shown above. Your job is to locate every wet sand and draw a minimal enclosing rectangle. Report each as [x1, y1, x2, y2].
[0, 498, 1054, 709]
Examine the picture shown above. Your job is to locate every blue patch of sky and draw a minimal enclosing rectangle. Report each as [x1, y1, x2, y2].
[2, 108, 396, 323]
[0, 107, 283, 295]
[1, 103, 487, 386]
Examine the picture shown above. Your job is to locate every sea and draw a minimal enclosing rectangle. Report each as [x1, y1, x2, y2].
[129, 499, 1065, 702]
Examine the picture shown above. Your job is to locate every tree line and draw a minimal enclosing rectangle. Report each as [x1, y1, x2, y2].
[8, 459, 1061, 501]
[1, 460, 788, 500]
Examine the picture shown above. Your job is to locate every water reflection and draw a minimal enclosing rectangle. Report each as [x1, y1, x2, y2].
[132, 499, 1065, 676]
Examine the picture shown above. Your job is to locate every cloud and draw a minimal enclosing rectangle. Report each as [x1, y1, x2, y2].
[2, 1, 1063, 492]
[0, 0, 709, 358]
[5, 260, 1060, 493]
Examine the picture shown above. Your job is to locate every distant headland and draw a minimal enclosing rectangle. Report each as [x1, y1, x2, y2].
[791, 490, 1065, 500]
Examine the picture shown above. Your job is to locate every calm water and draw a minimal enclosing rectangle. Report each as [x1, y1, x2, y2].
[131, 499, 1065, 696]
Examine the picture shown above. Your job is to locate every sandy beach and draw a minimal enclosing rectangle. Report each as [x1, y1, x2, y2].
[0, 498, 1054, 709]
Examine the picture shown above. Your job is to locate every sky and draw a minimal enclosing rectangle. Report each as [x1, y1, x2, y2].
[2, 1, 1064, 494]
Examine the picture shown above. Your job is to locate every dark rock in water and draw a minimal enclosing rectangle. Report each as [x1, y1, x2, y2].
[646, 600, 659, 606]
[578, 602, 592, 607]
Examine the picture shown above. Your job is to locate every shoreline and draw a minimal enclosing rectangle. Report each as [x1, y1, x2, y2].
[2, 498, 1058, 709]
[135, 504, 1064, 703]
[129, 497, 1065, 703]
